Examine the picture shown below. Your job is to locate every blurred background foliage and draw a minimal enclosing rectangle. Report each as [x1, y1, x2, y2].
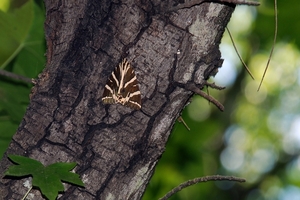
[0, 0, 299, 200]
[0, 0, 45, 160]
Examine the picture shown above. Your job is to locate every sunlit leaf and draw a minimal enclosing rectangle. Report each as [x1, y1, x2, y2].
[0, 0, 34, 68]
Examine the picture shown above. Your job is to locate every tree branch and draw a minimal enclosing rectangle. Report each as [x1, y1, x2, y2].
[186, 83, 225, 111]
[159, 175, 246, 200]
[167, 0, 260, 12]
[0, 69, 33, 84]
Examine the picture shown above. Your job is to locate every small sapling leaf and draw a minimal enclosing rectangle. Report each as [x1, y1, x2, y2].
[5, 155, 84, 200]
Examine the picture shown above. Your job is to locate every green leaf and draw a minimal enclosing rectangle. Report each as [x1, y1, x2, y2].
[0, 0, 34, 68]
[5, 155, 85, 200]
[48, 162, 85, 187]
[0, 0, 10, 12]
[0, 120, 17, 160]
[0, 0, 46, 173]
[0, 81, 30, 122]
[12, 1, 46, 79]
[31, 168, 65, 200]
[5, 155, 44, 176]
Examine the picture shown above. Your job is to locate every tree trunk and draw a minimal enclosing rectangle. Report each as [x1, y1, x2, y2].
[0, 0, 235, 199]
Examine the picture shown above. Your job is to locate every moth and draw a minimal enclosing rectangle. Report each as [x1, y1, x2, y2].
[102, 59, 142, 110]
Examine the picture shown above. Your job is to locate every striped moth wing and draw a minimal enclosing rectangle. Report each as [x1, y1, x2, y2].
[102, 59, 142, 110]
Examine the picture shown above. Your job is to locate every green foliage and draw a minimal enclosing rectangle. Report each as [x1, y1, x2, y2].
[254, 0, 300, 49]
[0, 0, 46, 160]
[5, 155, 84, 200]
[0, 0, 34, 68]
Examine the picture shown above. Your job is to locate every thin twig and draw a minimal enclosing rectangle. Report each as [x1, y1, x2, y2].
[213, 0, 260, 6]
[198, 89, 224, 111]
[186, 83, 224, 111]
[159, 175, 246, 200]
[257, 0, 277, 91]
[177, 116, 191, 131]
[21, 186, 32, 200]
[226, 27, 255, 80]
[168, 0, 259, 12]
[205, 81, 226, 90]
[206, 85, 211, 106]
[0, 69, 33, 83]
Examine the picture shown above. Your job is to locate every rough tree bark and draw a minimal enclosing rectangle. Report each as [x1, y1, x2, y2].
[0, 0, 251, 199]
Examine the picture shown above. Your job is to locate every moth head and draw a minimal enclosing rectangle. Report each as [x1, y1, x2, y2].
[117, 89, 130, 105]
